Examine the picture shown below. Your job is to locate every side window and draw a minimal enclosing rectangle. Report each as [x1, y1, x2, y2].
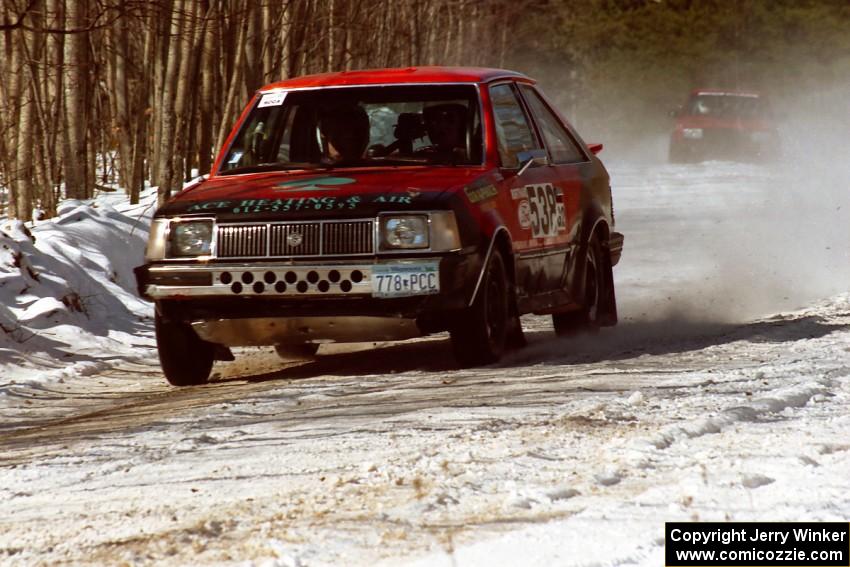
[520, 85, 586, 164]
[489, 83, 537, 168]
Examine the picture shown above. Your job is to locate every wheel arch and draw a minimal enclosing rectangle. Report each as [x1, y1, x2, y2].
[567, 208, 617, 325]
[468, 226, 516, 308]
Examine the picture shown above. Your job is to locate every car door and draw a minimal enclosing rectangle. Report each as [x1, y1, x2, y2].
[488, 81, 566, 302]
[517, 84, 598, 290]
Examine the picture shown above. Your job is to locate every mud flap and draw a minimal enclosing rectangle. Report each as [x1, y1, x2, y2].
[599, 248, 618, 327]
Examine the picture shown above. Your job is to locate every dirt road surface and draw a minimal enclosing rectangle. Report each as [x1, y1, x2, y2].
[2, 162, 849, 566]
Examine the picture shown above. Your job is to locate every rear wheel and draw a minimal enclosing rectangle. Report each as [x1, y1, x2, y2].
[553, 236, 606, 337]
[451, 249, 510, 366]
[155, 313, 214, 386]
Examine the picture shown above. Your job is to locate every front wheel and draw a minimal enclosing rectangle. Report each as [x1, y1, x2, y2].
[553, 236, 607, 337]
[450, 249, 510, 366]
[155, 313, 214, 386]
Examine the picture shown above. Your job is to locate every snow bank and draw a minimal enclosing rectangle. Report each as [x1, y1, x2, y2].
[0, 188, 157, 387]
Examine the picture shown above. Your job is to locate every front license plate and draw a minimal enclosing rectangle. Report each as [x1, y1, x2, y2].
[372, 263, 440, 298]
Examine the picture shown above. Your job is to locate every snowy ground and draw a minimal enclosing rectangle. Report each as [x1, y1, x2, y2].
[1, 159, 849, 566]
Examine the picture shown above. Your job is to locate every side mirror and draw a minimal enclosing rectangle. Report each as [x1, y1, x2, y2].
[587, 143, 603, 155]
[516, 149, 549, 176]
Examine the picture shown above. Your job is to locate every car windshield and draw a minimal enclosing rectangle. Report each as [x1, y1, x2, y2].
[687, 93, 768, 119]
[218, 84, 483, 174]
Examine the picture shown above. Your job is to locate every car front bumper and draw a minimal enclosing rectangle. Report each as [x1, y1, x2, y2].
[135, 253, 483, 345]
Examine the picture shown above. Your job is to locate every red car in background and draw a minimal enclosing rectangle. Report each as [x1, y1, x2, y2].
[669, 89, 781, 163]
[135, 67, 623, 386]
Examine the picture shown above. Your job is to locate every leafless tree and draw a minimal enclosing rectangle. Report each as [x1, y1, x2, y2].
[0, 0, 512, 218]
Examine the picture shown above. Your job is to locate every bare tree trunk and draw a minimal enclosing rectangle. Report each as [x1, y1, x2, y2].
[151, 0, 169, 187]
[12, 14, 34, 220]
[326, 0, 334, 72]
[63, 0, 91, 200]
[279, 1, 291, 79]
[198, 0, 218, 175]
[107, 0, 134, 193]
[443, 3, 453, 64]
[454, 2, 464, 65]
[44, 0, 64, 216]
[498, 8, 508, 68]
[128, 7, 155, 204]
[214, 0, 251, 155]
[3, 3, 22, 216]
[243, 2, 262, 94]
[342, 0, 353, 71]
[0, 8, 11, 208]
[21, 8, 54, 218]
[171, 0, 202, 189]
[261, 1, 274, 83]
[425, 1, 436, 65]
[156, 0, 185, 204]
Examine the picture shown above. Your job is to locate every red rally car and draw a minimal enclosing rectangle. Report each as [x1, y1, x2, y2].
[669, 89, 781, 163]
[135, 67, 624, 386]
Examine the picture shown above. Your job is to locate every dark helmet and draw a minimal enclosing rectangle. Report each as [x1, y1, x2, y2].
[320, 104, 370, 161]
[423, 103, 467, 150]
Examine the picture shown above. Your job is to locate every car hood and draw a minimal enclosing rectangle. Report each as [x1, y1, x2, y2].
[158, 167, 490, 221]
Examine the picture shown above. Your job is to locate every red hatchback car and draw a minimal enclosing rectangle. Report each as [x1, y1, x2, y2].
[669, 89, 781, 162]
[135, 67, 624, 386]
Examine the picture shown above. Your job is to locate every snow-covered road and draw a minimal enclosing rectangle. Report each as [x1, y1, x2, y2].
[1, 161, 849, 566]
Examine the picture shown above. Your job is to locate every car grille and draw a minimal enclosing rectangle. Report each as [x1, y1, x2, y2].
[216, 220, 374, 258]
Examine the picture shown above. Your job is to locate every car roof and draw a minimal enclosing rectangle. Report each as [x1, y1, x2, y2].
[691, 88, 761, 98]
[259, 66, 534, 91]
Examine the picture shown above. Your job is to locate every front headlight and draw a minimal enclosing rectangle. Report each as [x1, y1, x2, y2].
[379, 212, 462, 252]
[169, 220, 214, 257]
[682, 128, 703, 140]
[381, 215, 429, 250]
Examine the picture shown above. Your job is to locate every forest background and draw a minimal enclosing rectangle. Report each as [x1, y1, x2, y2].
[1, 0, 849, 221]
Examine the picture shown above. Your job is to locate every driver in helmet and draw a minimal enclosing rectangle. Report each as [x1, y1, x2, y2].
[319, 104, 370, 163]
[422, 103, 467, 161]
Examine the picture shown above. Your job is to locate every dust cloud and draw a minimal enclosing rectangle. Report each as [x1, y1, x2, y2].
[675, 81, 848, 323]
[568, 77, 849, 331]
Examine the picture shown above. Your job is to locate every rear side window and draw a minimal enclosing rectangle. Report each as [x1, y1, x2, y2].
[520, 85, 586, 164]
[489, 83, 537, 168]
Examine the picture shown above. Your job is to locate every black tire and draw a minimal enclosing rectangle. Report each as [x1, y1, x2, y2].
[450, 249, 510, 366]
[274, 343, 320, 360]
[506, 312, 527, 350]
[155, 313, 214, 386]
[553, 235, 606, 337]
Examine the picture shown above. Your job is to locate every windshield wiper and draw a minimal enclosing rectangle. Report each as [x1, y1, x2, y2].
[365, 156, 440, 166]
[219, 162, 331, 175]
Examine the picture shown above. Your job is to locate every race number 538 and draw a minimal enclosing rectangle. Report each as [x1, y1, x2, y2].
[525, 183, 566, 238]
